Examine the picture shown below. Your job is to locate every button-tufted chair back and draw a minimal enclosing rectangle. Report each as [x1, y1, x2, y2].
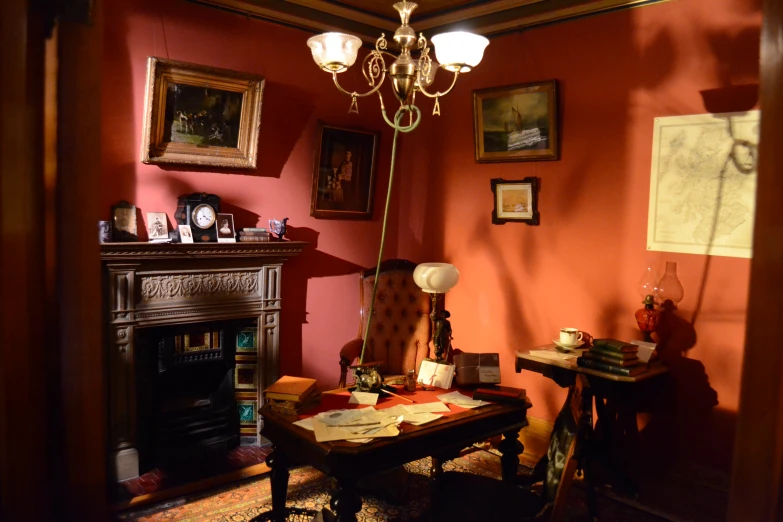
[359, 260, 433, 376]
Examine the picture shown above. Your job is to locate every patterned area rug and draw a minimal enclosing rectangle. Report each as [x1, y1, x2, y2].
[117, 450, 667, 521]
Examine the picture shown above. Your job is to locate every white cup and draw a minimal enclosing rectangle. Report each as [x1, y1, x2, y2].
[559, 328, 583, 346]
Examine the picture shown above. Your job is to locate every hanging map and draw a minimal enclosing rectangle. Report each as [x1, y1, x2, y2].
[647, 111, 760, 258]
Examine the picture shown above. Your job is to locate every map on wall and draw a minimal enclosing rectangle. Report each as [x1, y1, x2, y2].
[647, 111, 760, 259]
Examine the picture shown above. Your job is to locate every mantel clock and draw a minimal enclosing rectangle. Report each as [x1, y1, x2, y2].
[175, 193, 221, 242]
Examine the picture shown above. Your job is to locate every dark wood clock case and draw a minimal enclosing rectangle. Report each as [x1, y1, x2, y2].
[175, 193, 221, 242]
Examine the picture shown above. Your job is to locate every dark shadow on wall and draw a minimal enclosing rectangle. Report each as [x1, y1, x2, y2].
[278, 226, 364, 377]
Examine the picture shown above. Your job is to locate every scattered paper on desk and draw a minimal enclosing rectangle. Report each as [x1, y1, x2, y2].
[437, 391, 488, 409]
[348, 391, 379, 405]
[404, 402, 451, 414]
[311, 408, 401, 442]
[403, 412, 443, 425]
[293, 418, 314, 431]
[529, 350, 578, 361]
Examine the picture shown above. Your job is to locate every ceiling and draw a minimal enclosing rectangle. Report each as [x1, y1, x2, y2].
[190, 0, 668, 43]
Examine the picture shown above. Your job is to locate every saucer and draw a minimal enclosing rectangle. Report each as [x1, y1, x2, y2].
[552, 339, 585, 351]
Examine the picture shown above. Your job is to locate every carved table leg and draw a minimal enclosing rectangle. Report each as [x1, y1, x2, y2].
[266, 450, 289, 522]
[329, 477, 362, 522]
[430, 456, 444, 516]
[499, 429, 524, 483]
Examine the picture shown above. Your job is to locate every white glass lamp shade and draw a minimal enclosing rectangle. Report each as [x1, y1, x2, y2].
[431, 31, 489, 73]
[413, 263, 460, 294]
[306, 32, 362, 73]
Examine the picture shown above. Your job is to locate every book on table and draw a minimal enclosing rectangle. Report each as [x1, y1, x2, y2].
[264, 375, 319, 402]
[576, 356, 647, 376]
[268, 394, 321, 415]
[472, 385, 526, 404]
[582, 352, 640, 367]
[589, 346, 638, 360]
[591, 338, 638, 353]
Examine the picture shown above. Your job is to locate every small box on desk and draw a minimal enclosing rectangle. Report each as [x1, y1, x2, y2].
[453, 353, 501, 387]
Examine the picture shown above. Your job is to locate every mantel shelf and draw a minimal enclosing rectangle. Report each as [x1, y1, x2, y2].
[101, 240, 308, 261]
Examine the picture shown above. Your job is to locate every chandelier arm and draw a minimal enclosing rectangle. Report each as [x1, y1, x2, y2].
[331, 70, 386, 99]
[416, 70, 460, 99]
[359, 105, 420, 364]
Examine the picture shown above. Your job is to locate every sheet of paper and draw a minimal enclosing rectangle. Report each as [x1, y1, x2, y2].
[311, 408, 402, 442]
[348, 391, 379, 405]
[293, 418, 314, 431]
[402, 412, 443, 425]
[404, 402, 451, 414]
[437, 391, 488, 409]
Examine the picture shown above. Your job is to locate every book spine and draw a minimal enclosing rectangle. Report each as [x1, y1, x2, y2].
[242, 228, 267, 232]
[589, 347, 636, 360]
[239, 236, 271, 242]
[583, 353, 640, 366]
[239, 231, 270, 236]
[577, 357, 645, 376]
[591, 339, 637, 353]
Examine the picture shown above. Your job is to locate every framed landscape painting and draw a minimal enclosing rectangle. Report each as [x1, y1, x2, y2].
[491, 177, 540, 225]
[310, 122, 380, 220]
[473, 80, 559, 162]
[140, 57, 265, 168]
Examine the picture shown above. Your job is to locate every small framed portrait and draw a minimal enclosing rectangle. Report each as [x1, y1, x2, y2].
[178, 224, 194, 244]
[140, 58, 265, 169]
[310, 122, 380, 220]
[473, 80, 559, 162]
[111, 200, 138, 242]
[491, 177, 540, 225]
[216, 213, 236, 243]
[146, 212, 169, 241]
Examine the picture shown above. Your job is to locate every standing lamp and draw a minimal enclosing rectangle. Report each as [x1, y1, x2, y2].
[413, 263, 460, 362]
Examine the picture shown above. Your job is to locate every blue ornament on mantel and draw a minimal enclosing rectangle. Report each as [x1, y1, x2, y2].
[268, 217, 289, 240]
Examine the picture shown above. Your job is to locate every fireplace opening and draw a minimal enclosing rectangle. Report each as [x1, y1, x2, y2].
[135, 319, 258, 476]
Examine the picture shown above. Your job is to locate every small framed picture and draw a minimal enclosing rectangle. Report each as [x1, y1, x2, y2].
[473, 80, 559, 162]
[216, 213, 236, 243]
[112, 200, 138, 242]
[146, 212, 169, 241]
[491, 177, 540, 225]
[178, 224, 194, 244]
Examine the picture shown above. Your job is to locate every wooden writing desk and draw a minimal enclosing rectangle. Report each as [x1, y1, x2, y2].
[258, 387, 532, 522]
[516, 345, 669, 510]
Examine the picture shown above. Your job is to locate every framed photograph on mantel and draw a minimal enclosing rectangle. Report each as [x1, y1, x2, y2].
[473, 80, 559, 162]
[310, 122, 380, 220]
[491, 177, 540, 225]
[140, 57, 265, 169]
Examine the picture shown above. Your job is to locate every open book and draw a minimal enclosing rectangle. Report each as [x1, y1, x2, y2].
[417, 360, 455, 389]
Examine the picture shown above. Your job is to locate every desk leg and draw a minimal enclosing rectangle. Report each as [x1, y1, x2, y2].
[499, 429, 524, 483]
[267, 449, 289, 522]
[330, 478, 362, 522]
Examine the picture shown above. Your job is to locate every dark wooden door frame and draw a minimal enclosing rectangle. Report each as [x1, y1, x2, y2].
[727, 0, 783, 520]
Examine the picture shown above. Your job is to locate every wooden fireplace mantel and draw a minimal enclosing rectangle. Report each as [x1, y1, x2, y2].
[101, 240, 307, 482]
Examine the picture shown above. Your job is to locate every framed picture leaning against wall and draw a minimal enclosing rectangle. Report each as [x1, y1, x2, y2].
[310, 122, 380, 220]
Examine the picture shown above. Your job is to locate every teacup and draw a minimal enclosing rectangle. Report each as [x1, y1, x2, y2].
[559, 328, 583, 346]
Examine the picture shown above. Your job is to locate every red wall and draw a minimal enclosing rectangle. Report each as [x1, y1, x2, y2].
[401, 0, 760, 471]
[101, 0, 412, 386]
[103, 0, 761, 472]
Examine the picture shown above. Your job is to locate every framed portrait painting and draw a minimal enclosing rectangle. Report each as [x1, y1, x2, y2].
[140, 57, 265, 168]
[473, 80, 559, 162]
[491, 177, 540, 225]
[310, 122, 380, 220]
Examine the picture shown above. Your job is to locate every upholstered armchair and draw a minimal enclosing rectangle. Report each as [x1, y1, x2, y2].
[338, 259, 438, 388]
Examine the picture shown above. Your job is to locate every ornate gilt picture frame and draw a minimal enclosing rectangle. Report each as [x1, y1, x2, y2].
[140, 57, 265, 169]
[473, 80, 559, 163]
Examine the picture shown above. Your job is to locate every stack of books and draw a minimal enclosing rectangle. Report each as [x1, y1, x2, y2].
[576, 338, 648, 377]
[239, 228, 271, 242]
[264, 375, 321, 415]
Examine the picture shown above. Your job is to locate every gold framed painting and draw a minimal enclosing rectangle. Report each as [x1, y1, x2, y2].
[140, 57, 265, 168]
[491, 177, 540, 225]
[310, 122, 380, 220]
[473, 80, 559, 162]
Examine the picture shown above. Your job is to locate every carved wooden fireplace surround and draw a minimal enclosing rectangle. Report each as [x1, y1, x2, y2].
[101, 241, 306, 481]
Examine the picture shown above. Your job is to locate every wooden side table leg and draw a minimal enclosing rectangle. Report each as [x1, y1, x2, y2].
[330, 477, 362, 522]
[499, 429, 524, 483]
[430, 456, 444, 516]
[266, 450, 289, 522]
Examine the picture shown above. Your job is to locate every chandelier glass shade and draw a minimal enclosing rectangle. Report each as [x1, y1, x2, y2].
[306, 1, 489, 118]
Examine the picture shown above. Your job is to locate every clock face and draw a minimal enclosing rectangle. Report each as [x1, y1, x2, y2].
[192, 204, 216, 229]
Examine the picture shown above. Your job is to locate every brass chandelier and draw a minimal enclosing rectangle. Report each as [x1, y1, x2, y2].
[306, 1, 489, 125]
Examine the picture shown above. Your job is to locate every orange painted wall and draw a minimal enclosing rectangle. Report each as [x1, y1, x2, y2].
[400, 0, 760, 471]
[101, 0, 412, 386]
